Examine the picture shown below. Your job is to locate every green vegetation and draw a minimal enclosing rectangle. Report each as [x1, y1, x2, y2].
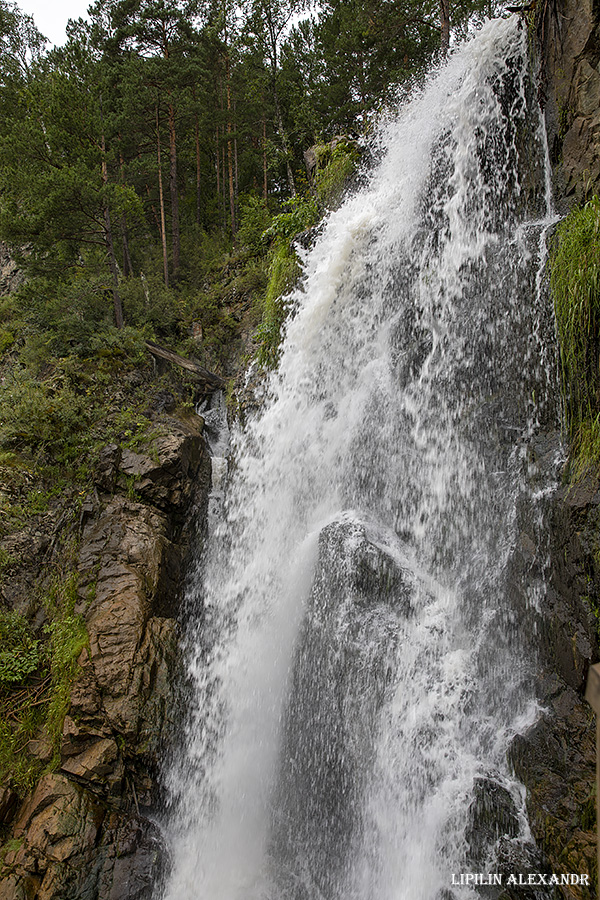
[549, 196, 600, 475]
[44, 612, 89, 763]
[256, 243, 301, 367]
[315, 140, 360, 208]
[0, 611, 39, 687]
[0, 571, 88, 796]
[252, 139, 360, 366]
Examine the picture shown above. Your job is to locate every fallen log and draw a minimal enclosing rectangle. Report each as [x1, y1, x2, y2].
[145, 341, 226, 390]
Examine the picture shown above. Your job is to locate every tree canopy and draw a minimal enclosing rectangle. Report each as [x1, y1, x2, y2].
[0, 0, 506, 328]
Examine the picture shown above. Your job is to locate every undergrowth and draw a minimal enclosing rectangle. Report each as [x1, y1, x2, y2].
[0, 571, 88, 796]
[253, 142, 358, 368]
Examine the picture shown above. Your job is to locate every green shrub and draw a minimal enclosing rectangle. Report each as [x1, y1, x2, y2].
[16, 273, 115, 358]
[0, 610, 39, 688]
[0, 368, 90, 453]
[237, 195, 273, 253]
[263, 195, 320, 243]
[0, 328, 15, 354]
[120, 276, 182, 337]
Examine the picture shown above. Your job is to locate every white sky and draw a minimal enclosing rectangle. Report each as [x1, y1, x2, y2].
[17, 0, 91, 48]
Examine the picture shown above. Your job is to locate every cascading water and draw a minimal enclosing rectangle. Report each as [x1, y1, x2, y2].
[159, 17, 560, 900]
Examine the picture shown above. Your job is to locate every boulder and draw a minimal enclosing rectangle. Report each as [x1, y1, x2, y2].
[271, 517, 413, 899]
[118, 428, 206, 512]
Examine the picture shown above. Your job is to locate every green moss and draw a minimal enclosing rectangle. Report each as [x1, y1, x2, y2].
[256, 243, 301, 369]
[0, 329, 15, 354]
[0, 711, 44, 797]
[315, 141, 359, 208]
[580, 784, 596, 831]
[0, 611, 47, 796]
[0, 567, 90, 795]
[550, 196, 600, 475]
[44, 612, 89, 763]
[251, 145, 359, 369]
[0, 549, 17, 585]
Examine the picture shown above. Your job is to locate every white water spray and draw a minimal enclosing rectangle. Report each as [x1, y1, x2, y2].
[160, 18, 558, 900]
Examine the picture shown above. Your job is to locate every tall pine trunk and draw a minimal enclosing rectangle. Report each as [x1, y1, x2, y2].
[194, 96, 202, 226]
[234, 96, 239, 198]
[119, 148, 133, 277]
[226, 54, 236, 238]
[267, 22, 295, 196]
[156, 107, 169, 289]
[215, 126, 220, 200]
[440, 0, 450, 54]
[168, 99, 180, 280]
[262, 111, 268, 200]
[100, 99, 123, 329]
[222, 133, 227, 228]
[273, 82, 295, 196]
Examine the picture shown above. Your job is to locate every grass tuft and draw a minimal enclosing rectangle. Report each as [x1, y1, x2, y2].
[550, 196, 600, 432]
[550, 196, 600, 477]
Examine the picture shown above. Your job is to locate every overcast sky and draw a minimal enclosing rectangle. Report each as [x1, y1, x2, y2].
[17, 0, 91, 48]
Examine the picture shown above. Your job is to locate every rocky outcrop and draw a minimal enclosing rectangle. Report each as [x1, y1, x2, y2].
[0, 414, 211, 899]
[538, 0, 600, 201]
[513, 3, 600, 891]
[0, 243, 24, 295]
[509, 465, 600, 898]
[272, 519, 413, 899]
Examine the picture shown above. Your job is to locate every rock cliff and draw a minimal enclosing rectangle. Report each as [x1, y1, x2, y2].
[497, 5, 600, 894]
[0, 408, 211, 899]
[509, 464, 599, 898]
[538, 0, 600, 202]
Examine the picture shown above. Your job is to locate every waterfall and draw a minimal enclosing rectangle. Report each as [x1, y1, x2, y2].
[159, 17, 559, 900]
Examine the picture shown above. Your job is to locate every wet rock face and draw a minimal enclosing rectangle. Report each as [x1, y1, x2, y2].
[0, 773, 164, 900]
[539, 0, 600, 200]
[0, 417, 211, 899]
[271, 519, 413, 900]
[462, 777, 551, 900]
[509, 470, 600, 900]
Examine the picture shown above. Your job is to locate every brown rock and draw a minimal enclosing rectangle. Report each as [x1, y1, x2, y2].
[0, 874, 39, 900]
[0, 243, 24, 295]
[0, 414, 210, 898]
[76, 498, 178, 737]
[118, 430, 204, 511]
[26, 737, 53, 764]
[95, 444, 122, 493]
[13, 775, 73, 839]
[61, 738, 119, 781]
[0, 786, 18, 825]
